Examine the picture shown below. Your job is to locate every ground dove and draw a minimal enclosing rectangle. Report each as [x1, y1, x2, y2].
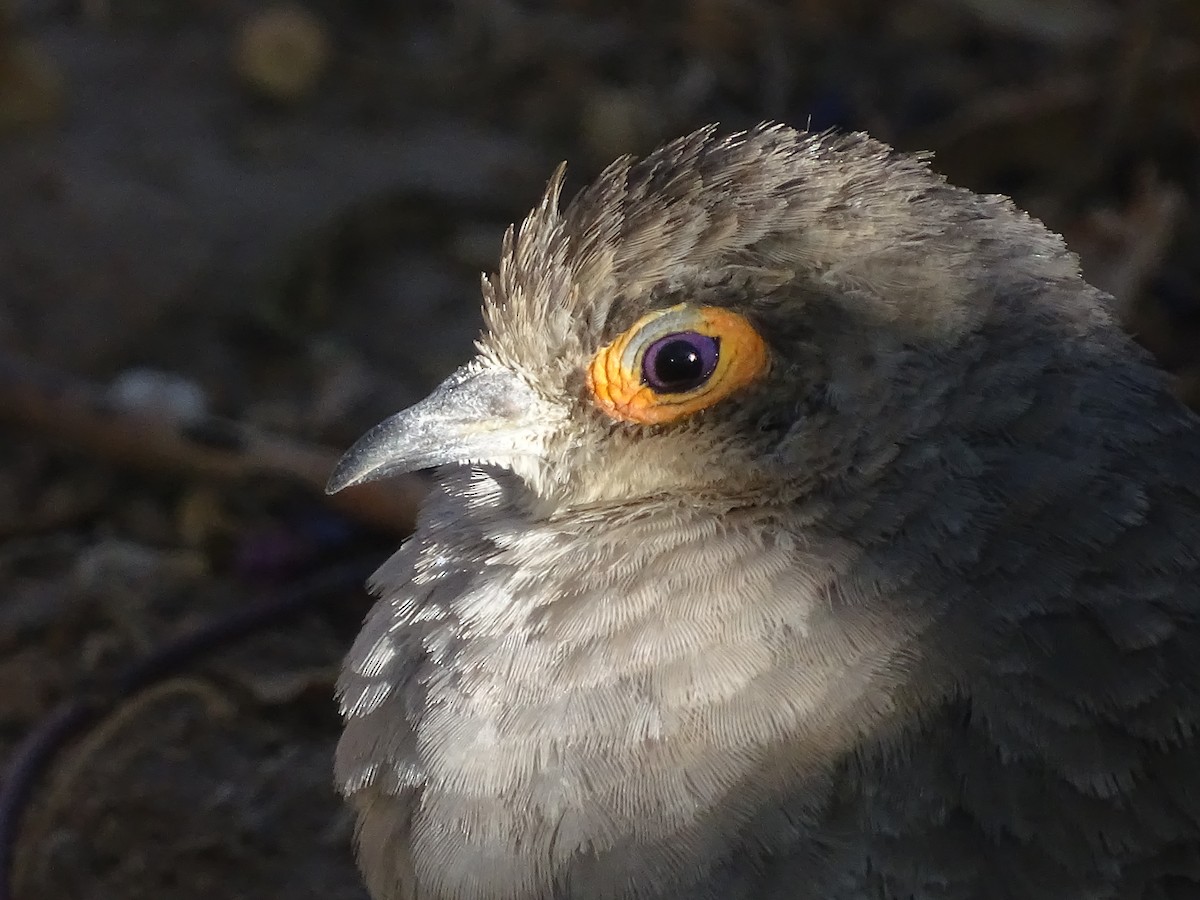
[326, 124, 1200, 899]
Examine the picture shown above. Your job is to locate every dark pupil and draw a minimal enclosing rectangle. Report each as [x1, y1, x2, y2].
[653, 340, 705, 387]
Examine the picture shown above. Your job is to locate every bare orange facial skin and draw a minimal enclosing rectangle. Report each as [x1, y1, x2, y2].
[587, 305, 770, 425]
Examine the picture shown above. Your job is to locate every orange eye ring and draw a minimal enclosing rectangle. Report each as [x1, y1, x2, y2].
[586, 304, 769, 425]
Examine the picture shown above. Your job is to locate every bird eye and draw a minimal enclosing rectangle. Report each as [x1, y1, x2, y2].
[586, 304, 769, 425]
[642, 332, 720, 392]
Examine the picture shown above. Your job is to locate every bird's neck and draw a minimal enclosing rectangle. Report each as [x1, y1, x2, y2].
[384, 469, 938, 897]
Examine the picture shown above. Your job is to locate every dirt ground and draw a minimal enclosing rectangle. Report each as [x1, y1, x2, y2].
[2, 1, 1199, 898]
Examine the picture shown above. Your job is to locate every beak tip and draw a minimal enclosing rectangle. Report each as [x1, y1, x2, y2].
[325, 459, 362, 495]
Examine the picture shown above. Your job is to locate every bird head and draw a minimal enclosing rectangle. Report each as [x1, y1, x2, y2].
[327, 125, 1094, 516]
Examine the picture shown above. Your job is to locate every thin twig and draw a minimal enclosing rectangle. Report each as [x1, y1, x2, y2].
[0, 351, 425, 535]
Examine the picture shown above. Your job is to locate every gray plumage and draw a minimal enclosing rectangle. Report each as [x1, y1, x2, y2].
[326, 124, 1200, 900]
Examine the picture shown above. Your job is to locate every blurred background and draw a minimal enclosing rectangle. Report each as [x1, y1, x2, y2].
[1, 1, 1198, 897]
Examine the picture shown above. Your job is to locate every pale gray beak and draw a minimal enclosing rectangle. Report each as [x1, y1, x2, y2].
[326, 364, 545, 493]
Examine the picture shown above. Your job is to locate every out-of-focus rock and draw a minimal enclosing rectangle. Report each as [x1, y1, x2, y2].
[0, 38, 64, 133]
[234, 5, 332, 104]
[107, 368, 209, 425]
